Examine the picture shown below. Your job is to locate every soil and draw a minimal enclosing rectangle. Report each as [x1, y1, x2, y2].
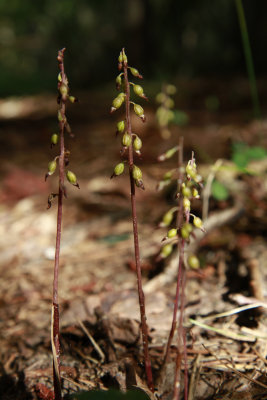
[0, 86, 267, 400]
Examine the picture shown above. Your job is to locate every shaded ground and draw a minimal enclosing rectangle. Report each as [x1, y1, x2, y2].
[0, 83, 267, 399]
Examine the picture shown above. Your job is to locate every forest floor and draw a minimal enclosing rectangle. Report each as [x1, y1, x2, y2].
[0, 81, 267, 400]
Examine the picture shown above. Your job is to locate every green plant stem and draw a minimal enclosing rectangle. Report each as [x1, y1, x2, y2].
[51, 48, 67, 400]
[123, 59, 154, 392]
[235, 0, 261, 119]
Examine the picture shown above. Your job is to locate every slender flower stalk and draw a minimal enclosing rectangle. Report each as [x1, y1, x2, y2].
[45, 48, 79, 400]
[157, 141, 204, 399]
[110, 48, 153, 392]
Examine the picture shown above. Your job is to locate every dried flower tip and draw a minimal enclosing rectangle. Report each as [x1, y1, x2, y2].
[188, 254, 200, 269]
[132, 165, 142, 181]
[133, 84, 148, 100]
[117, 120, 125, 134]
[193, 216, 203, 229]
[69, 96, 78, 103]
[129, 67, 143, 79]
[112, 162, 125, 178]
[133, 103, 145, 122]
[135, 179, 145, 190]
[111, 95, 125, 113]
[160, 243, 173, 258]
[51, 133, 59, 145]
[183, 198, 191, 212]
[133, 136, 142, 151]
[167, 228, 177, 239]
[122, 132, 132, 147]
[182, 185, 192, 198]
[66, 170, 80, 188]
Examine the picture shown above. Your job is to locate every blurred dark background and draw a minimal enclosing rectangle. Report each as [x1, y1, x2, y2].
[0, 0, 267, 97]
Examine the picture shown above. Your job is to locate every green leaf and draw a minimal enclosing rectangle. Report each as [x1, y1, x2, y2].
[70, 389, 150, 400]
[211, 180, 229, 201]
[246, 146, 267, 161]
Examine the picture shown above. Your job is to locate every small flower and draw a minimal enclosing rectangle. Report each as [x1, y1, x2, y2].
[183, 198, 191, 212]
[182, 185, 192, 198]
[133, 135, 142, 152]
[122, 132, 132, 147]
[132, 165, 142, 180]
[116, 120, 125, 134]
[129, 67, 143, 79]
[167, 228, 177, 238]
[69, 96, 78, 103]
[193, 216, 203, 229]
[180, 223, 192, 239]
[110, 95, 125, 113]
[45, 159, 57, 181]
[51, 133, 59, 146]
[133, 84, 148, 100]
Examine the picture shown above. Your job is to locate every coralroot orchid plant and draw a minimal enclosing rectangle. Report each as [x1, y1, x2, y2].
[45, 48, 79, 400]
[157, 142, 204, 400]
[110, 48, 154, 392]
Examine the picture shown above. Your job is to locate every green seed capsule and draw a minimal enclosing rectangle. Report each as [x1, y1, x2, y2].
[117, 120, 125, 133]
[188, 255, 200, 269]
[183, 198, 191, 212]
[193, 217, 203, 229]
[118, 52, 123, 63]
[51, 134, 59, 145]
[134, 104, 144, 117]
[48, 160, 57, 174]
[122, 132, 132, 147]
[132, 165, 142, 180]
[160, 243, 173, 258]
[66, 170, 77, 185]
[133, 85, 144, 97]
[133, 136, 142, 151]
[69, 96, 77, 103]
[167, 228, 177, 238]
[114, 162, 125, 176]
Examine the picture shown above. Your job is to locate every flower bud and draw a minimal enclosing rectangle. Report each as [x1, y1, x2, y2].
[113, 162, 125, 177]
[58, 72, 62, 82]
[51, 133, 59, 145]
[133, 84, 147, 100]
[133, 104, 145, 122]
[132, 165, 142, 180]
[183, 198, 191, 212]
[45, 159, 57, 181]
[111, 95, 124, 113]
[193, 216, 203, 229]
[133, 136, 142, 151]
[129, 67, 143, 79]
[118, 52, 123, 64]
[66, 170, 80, 188]
[58, 110, 64, 122]
[192, 188, 199, 198]
[167, 228, 177, 238]
[188, 255, 200, 269]
[186, 164, 197, 179]
[166, 84, 177, 95]
[116, 74, 123, 89]
[48, 160, 57, 174]
[163, 170, 173, 181]
[180, 223, 192, 239]
[182, 185, 192, 198]
[160, 243, 173, 258]
[69, 96, 78, 103]
[162, 211, 173, 226]
[122, 132, 132, 147]
[117, 120, 125, 134]
[60, 83, 69, 98]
